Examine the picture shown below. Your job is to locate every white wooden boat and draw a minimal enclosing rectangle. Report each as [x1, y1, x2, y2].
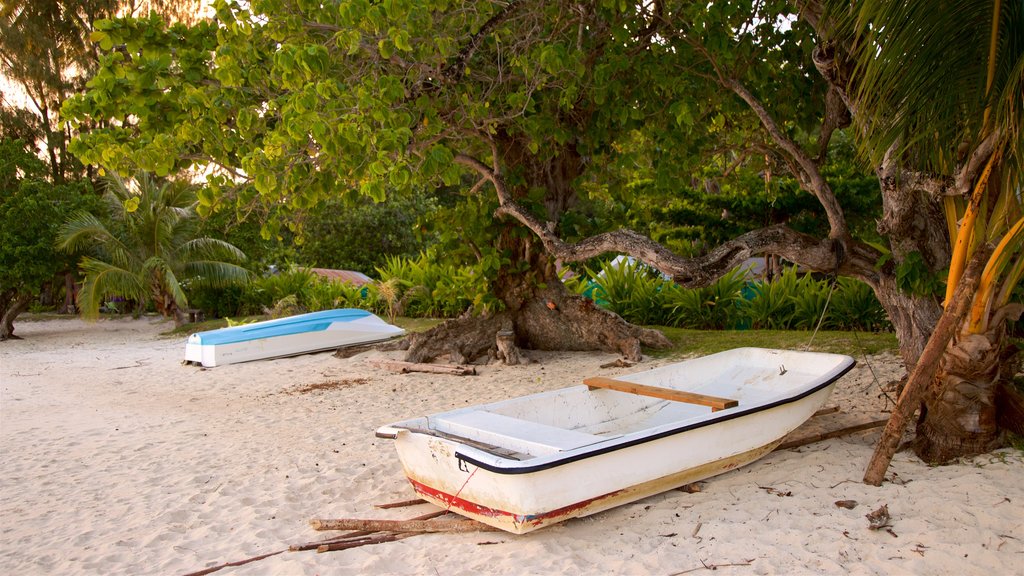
[376, 348, 855, 534]
[184, 309, 404, 367]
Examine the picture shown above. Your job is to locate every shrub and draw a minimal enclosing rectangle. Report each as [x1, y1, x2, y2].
[663, 267, 747, 329]
[742, 266, 800, 329]
[587, 259, 669, 326]
[830, 277, 892, 332]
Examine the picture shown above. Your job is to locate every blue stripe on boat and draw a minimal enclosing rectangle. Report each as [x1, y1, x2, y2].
[191, 308, 373, 345]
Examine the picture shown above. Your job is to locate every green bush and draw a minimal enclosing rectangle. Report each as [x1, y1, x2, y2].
[663, 268, 747, 329]
[829, 277, 892, 332]
[587, 259, 669, 326]
[743, 266, 800, 329]
[375, 254, 484, 318]
[573, 260, 892, 333]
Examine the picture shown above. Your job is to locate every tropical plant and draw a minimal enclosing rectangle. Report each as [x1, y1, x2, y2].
[828, 0, 1024, 467]
[57, 172, 249, 324]
[829, 277, 891, 333]
[587, 259, 669, 327]
[663, 267, 747, 330]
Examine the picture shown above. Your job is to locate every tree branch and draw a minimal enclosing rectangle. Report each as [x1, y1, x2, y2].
[454, 151, 879, 286]
[723, 77, 848, 240]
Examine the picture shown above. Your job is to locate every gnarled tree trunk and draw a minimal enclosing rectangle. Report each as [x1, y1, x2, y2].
[405, 139, 671, 364]
[404, 224, 671, 364]
[1, 290, 33, 340]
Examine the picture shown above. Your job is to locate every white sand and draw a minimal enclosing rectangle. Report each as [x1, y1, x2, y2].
[1, 317, 1021, 575]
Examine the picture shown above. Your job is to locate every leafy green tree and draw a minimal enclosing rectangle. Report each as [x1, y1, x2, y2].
[0, 1, 203, 182]
[0, 139, 98, 339]
[295, 193, 439, 273]
[61, 1, 1020, 465]
[58, 172, 250, 325]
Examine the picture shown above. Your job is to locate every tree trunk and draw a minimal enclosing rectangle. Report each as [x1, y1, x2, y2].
[406, 138, 671, 364]
[1, 291, 33, 340]
[60, 272, 78, 314]
[403, 252, 671, 364]
[913, 329, 1005, 463]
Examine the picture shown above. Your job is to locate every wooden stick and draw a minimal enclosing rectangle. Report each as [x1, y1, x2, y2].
[291, 510, 448, 551]
[375, 498, 427, 509]
[366, 359, 477, 376]
[812, 406, 840, 417]
[310, 518, 499, 533]
[181, 550, 287, 576]
[317, 533, 411, 553]
[583, 377, 739, 411]
[863, 247, 991, 486]
[774, 419, 888, 451]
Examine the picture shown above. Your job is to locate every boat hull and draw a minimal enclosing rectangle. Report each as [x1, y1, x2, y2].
[184, 309, 404, 367]
[378, 349, 853, 533]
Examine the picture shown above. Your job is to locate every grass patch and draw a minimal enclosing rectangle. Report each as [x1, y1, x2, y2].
[647, 327, 899, 359]
[392, 316, 444, 333]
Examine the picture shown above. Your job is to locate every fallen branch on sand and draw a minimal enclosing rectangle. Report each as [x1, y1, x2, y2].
[774, 418, 888, 451]
[366, 359, 477, 376]
[310, 518, 499, 533]
[183, 502, 470, 575]
[375, 498, 427, 509]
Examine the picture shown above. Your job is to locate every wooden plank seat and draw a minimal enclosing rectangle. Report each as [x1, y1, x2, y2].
[583, 377, 739, 412]
[431, 411, 609, 456]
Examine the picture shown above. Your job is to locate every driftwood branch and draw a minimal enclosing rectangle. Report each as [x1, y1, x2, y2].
[317, 533, 411, 553]
[863, 246, 993, 485]
[289, 510, 447, 552]
[366, 359, 477, 375]
[310, 518, 500, 533]
[181, 550, 286, 576]
[375, 498, 427, 509]
[774, 418, 888, 451]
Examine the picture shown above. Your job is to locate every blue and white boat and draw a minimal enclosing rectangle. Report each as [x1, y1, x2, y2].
[185, 309, 405, 367]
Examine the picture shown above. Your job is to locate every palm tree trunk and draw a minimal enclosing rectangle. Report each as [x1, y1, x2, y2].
[912, 329, 1005, 463]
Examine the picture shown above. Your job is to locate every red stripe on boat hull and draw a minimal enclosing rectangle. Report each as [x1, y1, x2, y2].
[407, 478, 619, 532]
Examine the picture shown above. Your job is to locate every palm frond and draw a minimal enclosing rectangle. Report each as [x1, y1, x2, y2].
[181, 261, 251, 288]
[831, 0, 1023, 170]
[58, 210, 138, 270]
[76, 257, 148, 318]
[176, 237, 247, 263]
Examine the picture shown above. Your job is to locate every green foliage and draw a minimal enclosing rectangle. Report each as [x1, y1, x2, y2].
[576, 261, 890, 333]
[894, 251, 946, 298]
[743, 266, 801, 330]
[829, 277, 892, 332]
[295, 193, 439, 273]
[57, 172, 249, 320]
[588, 259, 669, 326]
[375, 254, 486, 318]
[663, 267, 747, 329]
[1, 178, 95, 292]
[0, 139, 100, 335]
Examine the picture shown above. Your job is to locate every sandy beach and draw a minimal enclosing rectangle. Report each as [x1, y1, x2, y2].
[1, 316, 1021, 575]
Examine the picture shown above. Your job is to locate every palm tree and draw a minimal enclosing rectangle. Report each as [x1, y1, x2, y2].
[58, 172, 249, 325]
[830, 0, 1023, 466]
